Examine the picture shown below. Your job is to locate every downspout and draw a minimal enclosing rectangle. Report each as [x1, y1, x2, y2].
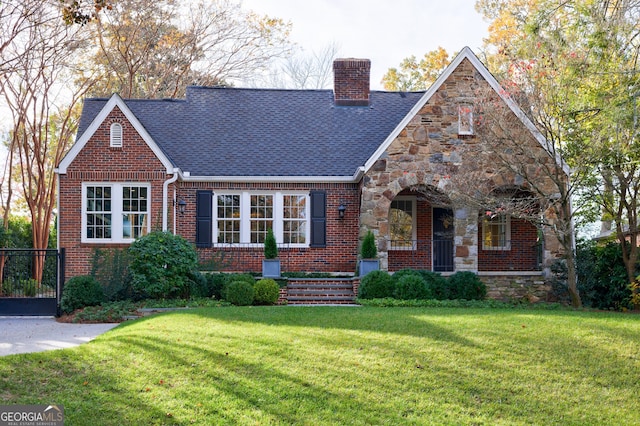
[162, 168, 180, 232]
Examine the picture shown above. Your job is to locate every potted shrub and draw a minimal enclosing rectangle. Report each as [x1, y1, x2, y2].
[262, 228, 281, 278]
[359, 230, 379, 277]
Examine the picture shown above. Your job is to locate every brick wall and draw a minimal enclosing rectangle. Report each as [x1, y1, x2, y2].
[58, 107, 170, 278]
[478, 218, 540, 271]
[176, 181, 361, 274]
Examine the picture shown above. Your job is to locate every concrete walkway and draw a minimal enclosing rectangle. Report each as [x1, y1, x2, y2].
[0, 317, 119, 356]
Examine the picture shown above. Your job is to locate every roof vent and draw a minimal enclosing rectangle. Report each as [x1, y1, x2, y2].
[333, 58, 370, 106]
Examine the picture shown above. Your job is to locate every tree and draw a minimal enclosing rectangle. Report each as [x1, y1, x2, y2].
[0, 2, 94, 283]
[59, 0, 112, 25]
[85, 0, 293, 98]
[259, 42, 340, 89]
[381, 47, 452, 91]
[475, 0, 640, 307]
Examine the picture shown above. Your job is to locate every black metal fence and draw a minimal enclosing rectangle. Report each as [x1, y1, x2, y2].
[0, 248, 65, 316]
[389, 238, 542, 272]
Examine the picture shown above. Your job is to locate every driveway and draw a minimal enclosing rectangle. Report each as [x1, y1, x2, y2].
[0, 317, 119, 356]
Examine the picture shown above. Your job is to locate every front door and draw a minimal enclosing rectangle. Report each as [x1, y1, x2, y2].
[433, 208, 454, 272]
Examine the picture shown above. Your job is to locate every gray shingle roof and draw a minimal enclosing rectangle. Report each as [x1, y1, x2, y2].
[77, 86, 425, 177]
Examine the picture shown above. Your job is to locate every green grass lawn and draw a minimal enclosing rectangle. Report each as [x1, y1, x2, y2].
[1, 307, 639, 425]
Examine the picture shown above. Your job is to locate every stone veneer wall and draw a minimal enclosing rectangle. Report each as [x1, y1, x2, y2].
[359, 57, 565, 298]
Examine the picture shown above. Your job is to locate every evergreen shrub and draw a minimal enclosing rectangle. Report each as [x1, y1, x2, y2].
[447, 271, 486, 300]
[225, 280, 254, 306]
[61, 275, 105, 314]
[394, 274, 430, 300]
[253, 278, 280, 305]
[358, 270, 394, 299]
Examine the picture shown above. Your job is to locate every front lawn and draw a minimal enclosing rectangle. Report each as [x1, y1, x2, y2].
[1, 307, 639, 425]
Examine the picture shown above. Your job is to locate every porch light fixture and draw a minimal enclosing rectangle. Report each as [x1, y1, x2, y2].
[177, 199, 187, 215]
[338, 203, 346, 220]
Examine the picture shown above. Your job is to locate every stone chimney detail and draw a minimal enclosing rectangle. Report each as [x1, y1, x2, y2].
[333, 58, 371, 106]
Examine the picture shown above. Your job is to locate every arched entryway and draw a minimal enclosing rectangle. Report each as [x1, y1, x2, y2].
[387, 186, 454, 272]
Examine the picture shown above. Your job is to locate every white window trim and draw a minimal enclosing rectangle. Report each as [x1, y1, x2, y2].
[81, 182, 151, 244]
[482, 214, 511, 251]
[110, 122, 123, 147]
[213, 191, 310, 248]
[389, 196, 416, 251]
[458, 104, 474, 135]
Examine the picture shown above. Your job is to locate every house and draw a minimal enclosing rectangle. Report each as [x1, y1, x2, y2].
[56, 47, 567, 301]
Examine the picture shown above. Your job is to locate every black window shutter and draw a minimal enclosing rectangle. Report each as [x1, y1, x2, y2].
[310, 191, 326, 247]
[195, 190, 213, 247]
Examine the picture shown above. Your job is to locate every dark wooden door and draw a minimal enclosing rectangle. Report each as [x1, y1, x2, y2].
[433, 208, 454, 272]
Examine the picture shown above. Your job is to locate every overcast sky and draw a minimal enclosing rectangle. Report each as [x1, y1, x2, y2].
[241, 0, 489, 89]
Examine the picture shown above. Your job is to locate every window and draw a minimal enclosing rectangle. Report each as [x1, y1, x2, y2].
[482, 214, 510, 250]
[389, 197, 415, 250]
[283, 195, 306, 244]
[83, 183, 150, 243]
[110, 122, 123, 147]
[213, 192, 309, 247]
[217, 195, 240, 244]
[122, 186, 148, 238]
[250, 194, 273, 243]
[458, 104, 474, 135]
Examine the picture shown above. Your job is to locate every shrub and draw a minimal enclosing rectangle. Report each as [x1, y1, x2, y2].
[264, 228, 278, 259]
[203, 273, 227, 299]
[1, 279, 14, 296]
[20, 278, 38, 297]
[392, 268, 422, 283]
[187, 270, 209, 298]
[225, 280, 254, 306]
[128, 231, 198, 299]
[418, 271, 448, 300]
[447, 271, 486, 300]
[577, 240, 632, 310]
[361, 230, 378, 259]
[394, 274, 430, 300]
[60, 275, 105, 314]
[90, 248, 132, 301]
[253, 278, 280, 305]
[358, 270, 394, 299]
[221, 273, 255, 298]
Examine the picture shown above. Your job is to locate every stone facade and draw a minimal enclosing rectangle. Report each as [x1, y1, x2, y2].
[359, 58, 565, 288]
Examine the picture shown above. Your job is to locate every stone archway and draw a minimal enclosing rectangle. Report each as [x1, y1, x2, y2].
[360, 170, 463, 271]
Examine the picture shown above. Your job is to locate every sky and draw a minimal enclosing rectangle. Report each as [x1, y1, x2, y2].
[241, 0, 490, 90]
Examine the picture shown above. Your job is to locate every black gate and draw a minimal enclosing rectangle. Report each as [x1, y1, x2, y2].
[0, 248, 65, 316]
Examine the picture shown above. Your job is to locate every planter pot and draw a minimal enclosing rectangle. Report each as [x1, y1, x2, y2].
[262, 259, 281, 278]
[359, 259, 379, 277]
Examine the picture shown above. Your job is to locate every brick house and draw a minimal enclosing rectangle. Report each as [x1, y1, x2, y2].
[55, 47, 568, 301]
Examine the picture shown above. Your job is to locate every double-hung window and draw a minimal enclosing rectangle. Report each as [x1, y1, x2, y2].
[482, 214, 510, 250]
[83, 183, 150, 243]
[214, 192, 308, 246]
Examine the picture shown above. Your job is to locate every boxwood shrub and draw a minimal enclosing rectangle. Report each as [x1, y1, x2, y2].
[394, 274, 430, 300]
[225, 280, 254, 306]
[61, 275, 105, 314]
[358, 270, 394, 299]
[253, 278, 280, 305]
[447, 271, 486, 300]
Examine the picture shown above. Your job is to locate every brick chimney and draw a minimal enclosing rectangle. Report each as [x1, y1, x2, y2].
[333, 58, 371, 106]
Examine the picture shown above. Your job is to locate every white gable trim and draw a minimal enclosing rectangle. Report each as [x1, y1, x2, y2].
[56, 94, 174, 174]
[363, 46, 570, 177]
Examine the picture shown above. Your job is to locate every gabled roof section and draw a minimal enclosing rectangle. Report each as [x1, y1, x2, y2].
[56, 93, 175, 174]
[63, 87, 425, 181]
[364, 46, 570, 176]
